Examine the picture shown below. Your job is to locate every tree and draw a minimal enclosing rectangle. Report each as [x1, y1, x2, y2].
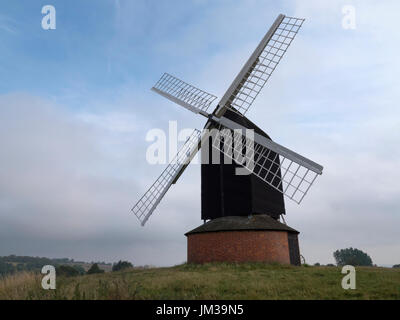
[333, 248, 373, 266]
[56, 265, 80, 277]
[314, 263, 320, 266]
[72, 265, 86, 275]
[0, 261, 15, 276]
[87, 263, 104, 275]
[112, 260, 133, 272]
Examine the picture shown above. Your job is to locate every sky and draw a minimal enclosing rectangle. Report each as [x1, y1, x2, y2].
[0, 0, 399, 266]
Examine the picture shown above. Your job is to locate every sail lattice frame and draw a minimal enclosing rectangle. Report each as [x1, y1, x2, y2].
[211, 125, 319, 204]
[227, 16, 304, 115]
[132, 129, 201, 225]
[152, 73, 217, 114]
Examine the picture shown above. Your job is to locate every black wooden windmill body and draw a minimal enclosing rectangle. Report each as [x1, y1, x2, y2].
[132, 14, 324, 243]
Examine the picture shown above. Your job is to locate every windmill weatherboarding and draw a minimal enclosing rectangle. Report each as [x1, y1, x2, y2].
[131, 14, 324, 265]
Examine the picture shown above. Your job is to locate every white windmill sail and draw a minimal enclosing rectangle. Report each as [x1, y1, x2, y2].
[215, 14, 305, 117]
[132, 129, 201, 226]
[211, 116, 323, 204]
[152, 73, 217, 115]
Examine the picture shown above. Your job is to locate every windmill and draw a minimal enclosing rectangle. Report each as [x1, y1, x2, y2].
[131, 14, 324, 265]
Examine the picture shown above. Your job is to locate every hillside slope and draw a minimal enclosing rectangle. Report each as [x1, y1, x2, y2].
[1, 263, 399, 300]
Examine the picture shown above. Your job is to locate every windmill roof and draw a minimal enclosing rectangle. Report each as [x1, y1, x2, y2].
[185, 215, 299, 236]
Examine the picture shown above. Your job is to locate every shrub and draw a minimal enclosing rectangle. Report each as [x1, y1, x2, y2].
[56, 265, 80, 277]
[72, 265, 86, 275]
[0, 262, 15, 276]
[112, 261, 133, 272]
[87, 264, 104, 275]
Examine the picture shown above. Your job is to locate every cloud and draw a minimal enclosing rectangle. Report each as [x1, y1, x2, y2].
[0, 93, 200, 265]
[0, 14, 17, 34]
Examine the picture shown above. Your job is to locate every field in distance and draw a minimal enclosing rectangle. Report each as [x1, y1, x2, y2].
[1, 263, 399, 300]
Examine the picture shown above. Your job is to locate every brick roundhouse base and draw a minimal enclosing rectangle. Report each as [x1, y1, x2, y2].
[185, 215, 301, 265]
[188, 230, 291, 264]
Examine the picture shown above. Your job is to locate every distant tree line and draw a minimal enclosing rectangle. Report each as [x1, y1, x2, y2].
[56, 265, 85, 277]
[311, 248, 400, 268]
[312, 248, 395, 267]
[312, 263, 336, 267]
[112, 260, 133, 272]
[0, 255, 55, 276]
[0, 255, 132, 277]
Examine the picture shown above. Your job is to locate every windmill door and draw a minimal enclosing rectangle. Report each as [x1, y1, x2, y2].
[288, 233, 301, 266]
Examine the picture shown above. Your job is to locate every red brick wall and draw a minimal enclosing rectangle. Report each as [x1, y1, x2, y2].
[187, 230, 290, 264]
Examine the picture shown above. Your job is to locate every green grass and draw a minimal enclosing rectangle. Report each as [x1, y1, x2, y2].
[1, 263, 399, 300]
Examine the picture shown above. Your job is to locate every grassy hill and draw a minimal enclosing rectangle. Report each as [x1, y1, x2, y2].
[1, 263, 399, 300]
